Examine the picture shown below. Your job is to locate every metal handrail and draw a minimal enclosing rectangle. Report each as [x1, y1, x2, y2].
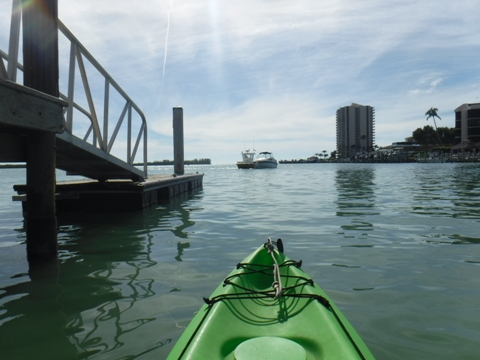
[58, 20, 148, 176]
[1, 0, 148, 178]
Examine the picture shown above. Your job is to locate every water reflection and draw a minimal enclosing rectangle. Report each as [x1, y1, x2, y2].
[0, 191, 200, 359]
[335, 167, 377, 236]
[447, 234, 480, 245]
[411, 164, 480, 220]
[335, 166, 377, 216]
[158, 194, 197, 239]
[175, 242, 191, 262]
[411, 166, 453, 217]
[410, 164, 480, 244]
[450, 165, 480, 220]
[0, 259, 78, 359]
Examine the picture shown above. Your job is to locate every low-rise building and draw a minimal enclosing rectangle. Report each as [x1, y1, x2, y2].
[454, 103, 480, 145]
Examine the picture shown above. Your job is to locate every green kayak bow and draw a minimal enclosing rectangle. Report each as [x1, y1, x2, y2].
[167, 239, 375, 359]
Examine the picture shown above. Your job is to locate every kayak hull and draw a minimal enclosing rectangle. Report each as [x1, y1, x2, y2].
[167, 243, 374, 359]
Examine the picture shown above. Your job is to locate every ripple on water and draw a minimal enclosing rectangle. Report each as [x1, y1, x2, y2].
[1, 164, 480, 359]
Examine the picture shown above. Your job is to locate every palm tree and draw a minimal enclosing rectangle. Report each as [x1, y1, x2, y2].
[425, 107, 442, 145]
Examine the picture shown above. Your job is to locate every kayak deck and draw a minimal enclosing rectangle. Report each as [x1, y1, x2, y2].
[167, 241, 374, 359]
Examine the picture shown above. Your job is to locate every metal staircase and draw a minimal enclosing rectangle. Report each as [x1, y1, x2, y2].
[0, 0, 147, 181]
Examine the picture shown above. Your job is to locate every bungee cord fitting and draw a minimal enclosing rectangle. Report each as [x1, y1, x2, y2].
[204, 238, 329, 307]
[265, 238, 284, 300]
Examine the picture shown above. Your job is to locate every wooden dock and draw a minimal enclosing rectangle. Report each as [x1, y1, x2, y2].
[3, 0, 198, 261]
[13, 173, 203, 213]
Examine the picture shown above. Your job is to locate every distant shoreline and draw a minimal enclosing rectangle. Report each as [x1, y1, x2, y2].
[0, 159, 212, 170]
[135, 159, 212, 166]
[279, 160, 323, 164]
[0, 164, 26, 169]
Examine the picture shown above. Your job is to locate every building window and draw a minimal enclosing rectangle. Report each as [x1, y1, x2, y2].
[468, 109, 480, 118]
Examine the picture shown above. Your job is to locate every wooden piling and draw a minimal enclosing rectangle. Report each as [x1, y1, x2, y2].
[22, 0, 59, 261]
[173, 107, 184, 176]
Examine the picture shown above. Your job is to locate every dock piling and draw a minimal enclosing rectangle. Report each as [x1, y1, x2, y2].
[23, 0, 59, 261]
[173, 107, 184, 176]
[26, 132, 58, 260]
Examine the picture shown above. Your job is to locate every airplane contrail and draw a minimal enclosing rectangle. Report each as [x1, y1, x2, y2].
[159, 0, 173, 106]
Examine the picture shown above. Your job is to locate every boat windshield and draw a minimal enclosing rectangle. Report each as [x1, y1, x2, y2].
[258, 152, 274, 159]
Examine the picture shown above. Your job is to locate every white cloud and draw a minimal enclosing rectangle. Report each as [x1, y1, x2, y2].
[150, 94, 336, 162]
[408, 73, 444, 95]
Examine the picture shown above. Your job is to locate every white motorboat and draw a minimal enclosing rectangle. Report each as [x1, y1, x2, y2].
[254, 151, 278, 169]
[237, 149, 256, 169]
[416, 152, 446, 163]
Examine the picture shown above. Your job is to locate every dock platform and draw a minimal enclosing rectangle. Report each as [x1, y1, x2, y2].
[13, 173, 203, 212]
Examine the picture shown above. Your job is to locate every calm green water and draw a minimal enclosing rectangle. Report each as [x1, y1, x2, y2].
[1, 163, 480, 359]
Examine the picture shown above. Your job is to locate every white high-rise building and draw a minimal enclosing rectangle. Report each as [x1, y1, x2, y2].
[336, 103, 375, 158]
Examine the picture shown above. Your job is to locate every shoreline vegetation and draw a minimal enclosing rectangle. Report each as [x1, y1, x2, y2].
[281, 147, 480, 164]
[0, 164, 26, 168]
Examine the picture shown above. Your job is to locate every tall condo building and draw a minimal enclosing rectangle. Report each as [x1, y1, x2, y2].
[336, 103, 375, 158]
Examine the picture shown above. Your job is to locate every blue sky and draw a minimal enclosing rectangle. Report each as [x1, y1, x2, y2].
[2, 0, 480, 164]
